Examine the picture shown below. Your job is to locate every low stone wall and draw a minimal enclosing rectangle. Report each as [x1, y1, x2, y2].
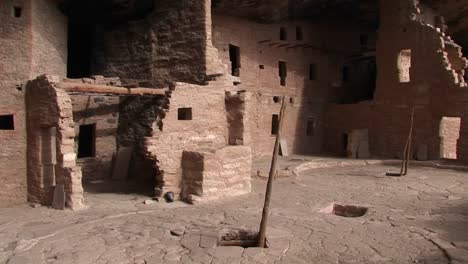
[181, 146, 252, 204]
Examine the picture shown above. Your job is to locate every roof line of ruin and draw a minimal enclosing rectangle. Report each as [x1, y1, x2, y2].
[58, 82, 168, 96]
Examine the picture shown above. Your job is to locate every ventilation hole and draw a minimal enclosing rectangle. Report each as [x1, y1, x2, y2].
[259, 65, 265, 69]
[178, 108, 192, 120]
[218, 229, 268, 248]
[13, 7, 22, 18]
[273, 96, 281, 103]
[320, 203, 368, 217]
[0, 115, 14, 130]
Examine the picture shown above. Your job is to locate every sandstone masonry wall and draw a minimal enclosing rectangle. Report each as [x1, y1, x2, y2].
[26, 75, 84, 209]
[181, 146, 252, 204]
[212, 15, 375, 158]
[145, 78, 230, 194]
[324, 0, 468, 161]
[0, 0, 32, 207]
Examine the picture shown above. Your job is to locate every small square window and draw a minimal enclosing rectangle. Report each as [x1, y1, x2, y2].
[259, 65, 265, 69]
[0, 115, 14, 130]
[13, 7, 22, 18]
[178, 108, 192, 120]
[273, 96, 281, 103]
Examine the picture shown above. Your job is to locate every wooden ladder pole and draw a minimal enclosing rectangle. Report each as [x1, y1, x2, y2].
[258, 96, 287, 248]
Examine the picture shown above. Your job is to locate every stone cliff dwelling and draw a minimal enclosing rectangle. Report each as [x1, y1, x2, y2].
[1, 0, 468, 210]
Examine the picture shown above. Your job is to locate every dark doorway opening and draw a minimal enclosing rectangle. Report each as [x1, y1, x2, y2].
[271, 114, 279, 135]
[78, 124, 96, 158]
[0, 115, 14, 130]
[279, 61, 287, 86]
[229, 44, 241, 77]
[67, 20, 95, 78]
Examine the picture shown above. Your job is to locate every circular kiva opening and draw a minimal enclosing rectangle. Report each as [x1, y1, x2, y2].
[218, 229, 269, 248]
[320, 203, 368, 218]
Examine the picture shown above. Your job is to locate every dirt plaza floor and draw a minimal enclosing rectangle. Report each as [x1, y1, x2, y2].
[2, 164, 468, 264]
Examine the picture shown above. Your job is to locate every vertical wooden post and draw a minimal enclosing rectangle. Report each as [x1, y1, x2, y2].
[258, 97, 287, 248]
[403, 107, 415, 175]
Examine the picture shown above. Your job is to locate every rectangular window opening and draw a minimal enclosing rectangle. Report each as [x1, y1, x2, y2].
[77, 124, 96, 158]
[271, 114, 279, 135]
[309, 64, 317, 80]
[178, 107, 193, 120]
[0, 115, 14, 130]
[280, 27, 287, 41]
[296, 26, 303, 41]
[13, 6, 22, 18]
[229, 44, 241, 77]
[306, 118, 316, 136]
[398, 49, 412, 83]
[279, 61, 287, 86]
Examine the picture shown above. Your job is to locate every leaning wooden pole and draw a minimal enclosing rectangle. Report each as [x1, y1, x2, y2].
[403, 107, 415, 175]
[258, 97, 287, 248]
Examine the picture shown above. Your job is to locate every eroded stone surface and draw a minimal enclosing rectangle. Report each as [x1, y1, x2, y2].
[0, 165, 467, 263]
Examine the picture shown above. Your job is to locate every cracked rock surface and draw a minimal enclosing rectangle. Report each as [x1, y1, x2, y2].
[1, 165, 468, 263]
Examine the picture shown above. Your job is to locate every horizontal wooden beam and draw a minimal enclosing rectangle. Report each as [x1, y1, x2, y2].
[58, 83, 168, 96]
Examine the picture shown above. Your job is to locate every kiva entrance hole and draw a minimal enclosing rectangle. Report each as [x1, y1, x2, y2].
[320, 203, 368, 218]
[217, 229, 269, 248]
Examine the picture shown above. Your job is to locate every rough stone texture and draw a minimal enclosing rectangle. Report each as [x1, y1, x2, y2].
[0, 0, 67, 207]
[439, 117, 461, 160]
[116, 94, 168, 183]
[93, 20, 155, 87]
[324, 0, 468, 162]
[145, 78, 233, 195]
[26, 75, 84, 210]
[71, 93, 119, 182]
[181, 146, 252, 203]
[212, 14, 377, 158]
[94, 0, 222, 88]
[30, 0, 67, 78]
[1, 164, 468, 263]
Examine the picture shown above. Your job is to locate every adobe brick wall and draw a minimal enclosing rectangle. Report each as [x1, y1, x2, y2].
[0, 0, 32, 207]
[145, 79, 230, 195]
[30, 0, 67, 78]
[181, 146, 252, 204]
[0, 0, 66, 207]
[212, 14, 375, 158]
[324, 0, 468, 161]
[26, 75, 84, 209]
